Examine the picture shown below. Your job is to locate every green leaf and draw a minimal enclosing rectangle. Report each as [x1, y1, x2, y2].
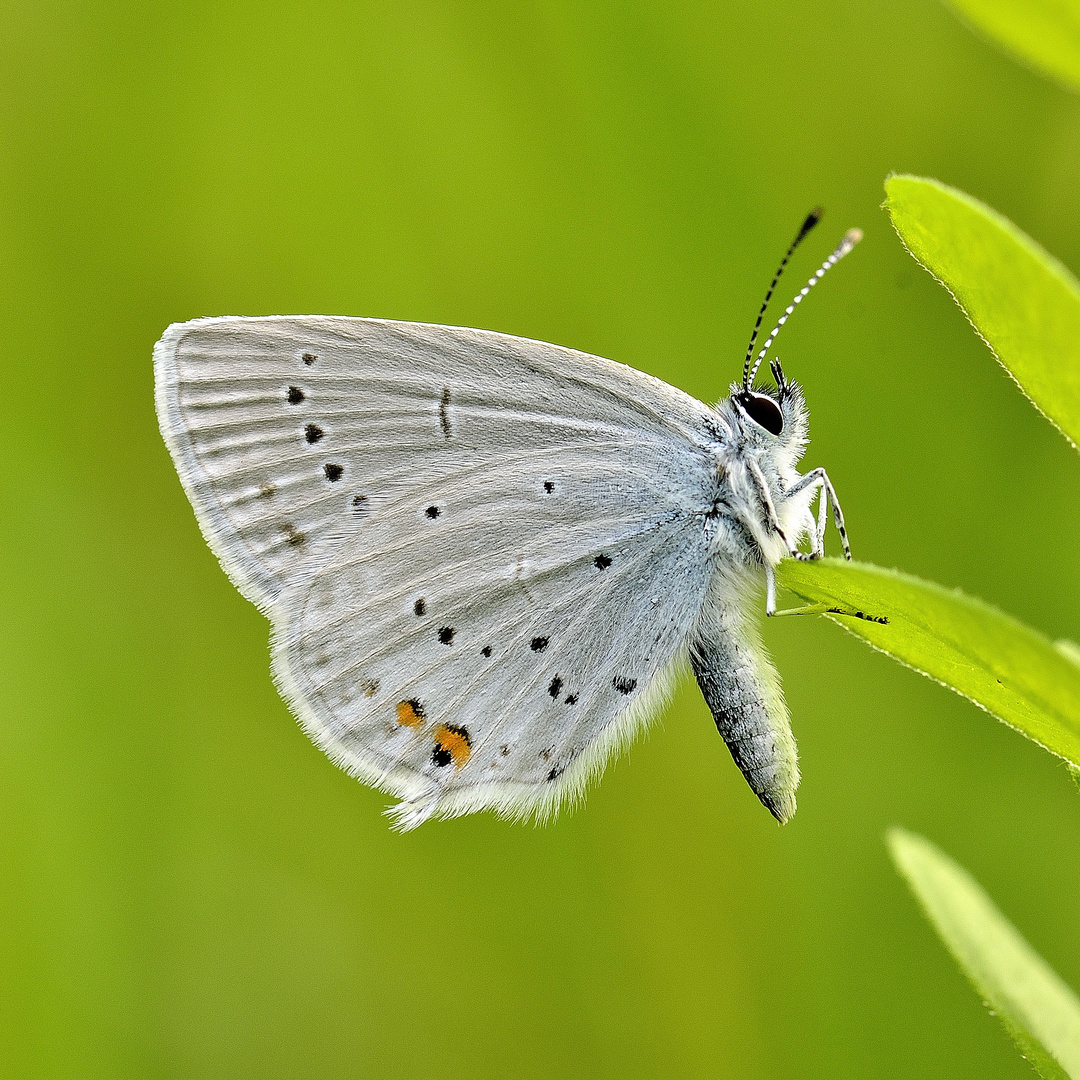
[1069, 763, 1080, 795]
[776, 558, 1080, 766]
[942, 0, 1080, 95]
[888, 829, 1080, 1079]
[1058, 640, 1080, 669]
[885, 174, 1080, 451]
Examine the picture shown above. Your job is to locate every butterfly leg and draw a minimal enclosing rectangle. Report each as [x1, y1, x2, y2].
[802, 485, 829, 558]
[748, 459, 817, 562]
[765, 563, 834, 618]
[755, 472, 882, 621]
[765, 563, 889, 624]
[782, 468, 851, 559]
[814, 487, 829, 557]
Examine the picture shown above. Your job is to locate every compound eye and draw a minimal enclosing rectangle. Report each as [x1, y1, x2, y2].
[740, 392, 784, 436]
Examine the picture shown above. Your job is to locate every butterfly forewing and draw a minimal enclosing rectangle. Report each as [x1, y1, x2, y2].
[155, 316, 722, 824]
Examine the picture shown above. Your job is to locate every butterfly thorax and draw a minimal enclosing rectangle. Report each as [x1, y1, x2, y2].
[704, 381, 814, 568]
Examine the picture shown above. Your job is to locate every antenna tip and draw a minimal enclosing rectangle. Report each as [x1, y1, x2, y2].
[800, 207, 824, 235]
[834, 227, 863, 259]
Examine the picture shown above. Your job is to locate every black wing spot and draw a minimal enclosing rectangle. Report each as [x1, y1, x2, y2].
[481, 646, 492, 658]
[304, 423, 324, 444]
[594, 554, 612, 569]
[433, 747, 453, 767]
[438, 626, 455, 645]
[413, 598, 426, 616]
[302, 352, 317, 366]
[564, 694, 578, 705]
[286, 385, 305, 404]
[613, 676, 637, 695]
[499, 744, 509, 756]
[425, 505, 440, 519]
[530, 636, 549, 652]
[543, 481, 554, 494]
[323, 463, 344, 481]
[351, 494, 369, 513]
[546, 766, 563, 782]
[439, 387, 451, 438]
[548, 676, 563, 698]
[282, 524, 305, 546]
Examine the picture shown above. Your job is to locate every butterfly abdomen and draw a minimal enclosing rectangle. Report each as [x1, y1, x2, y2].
[689, 587, 798, 823]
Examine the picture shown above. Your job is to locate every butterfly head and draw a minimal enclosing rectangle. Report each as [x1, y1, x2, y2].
[729, 359, 809, 459]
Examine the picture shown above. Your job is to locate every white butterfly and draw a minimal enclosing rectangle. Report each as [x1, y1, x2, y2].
[154, 214, 862, 829]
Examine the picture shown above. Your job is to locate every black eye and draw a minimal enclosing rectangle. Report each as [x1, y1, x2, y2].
[739, 393, 784, 436]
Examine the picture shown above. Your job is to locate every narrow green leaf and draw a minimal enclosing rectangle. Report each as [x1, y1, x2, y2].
[1051, 643, 1079, 790]
[942, 0, 1080, 95]
[776, 558, 1080, 766]
[1058, 640, 1080, 669]
[1069, 763, 1080, 795]
[888, 829, 1080, 1079]
[885, 174, 1080, 451]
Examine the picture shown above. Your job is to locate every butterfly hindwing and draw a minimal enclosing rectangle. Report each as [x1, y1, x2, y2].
[273, 440, 719, 826]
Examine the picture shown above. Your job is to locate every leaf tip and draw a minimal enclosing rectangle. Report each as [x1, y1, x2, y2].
[886, 827, 941, 885]
[886, 825, 919, 862]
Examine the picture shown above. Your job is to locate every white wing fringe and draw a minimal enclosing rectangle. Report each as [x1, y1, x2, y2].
[383, 655, 685, 831]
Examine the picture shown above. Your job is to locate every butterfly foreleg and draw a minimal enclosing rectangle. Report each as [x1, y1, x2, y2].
[780, 467, 851, 560]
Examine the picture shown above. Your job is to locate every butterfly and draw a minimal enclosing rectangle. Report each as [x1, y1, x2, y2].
[154, 210, 862, 829]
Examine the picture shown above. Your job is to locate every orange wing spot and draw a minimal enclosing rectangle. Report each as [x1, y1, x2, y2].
[433, 723, 472, 768]
[396, 699, 425, 727]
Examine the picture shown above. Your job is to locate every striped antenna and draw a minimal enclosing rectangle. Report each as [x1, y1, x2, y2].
[741, 209, 822, 391]
[745, 227, 863, 390]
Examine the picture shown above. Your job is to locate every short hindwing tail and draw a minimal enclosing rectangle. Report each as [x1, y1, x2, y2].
[690, 568, 798, 823]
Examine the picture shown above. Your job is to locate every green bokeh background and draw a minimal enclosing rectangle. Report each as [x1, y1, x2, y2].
[2, 1, 1080, 1077]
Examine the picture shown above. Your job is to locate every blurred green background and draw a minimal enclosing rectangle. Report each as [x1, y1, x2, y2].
[2, 0, 1080, 1077]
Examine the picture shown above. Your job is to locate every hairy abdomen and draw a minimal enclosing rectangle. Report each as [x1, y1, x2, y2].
[690, 584, 799, 822]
